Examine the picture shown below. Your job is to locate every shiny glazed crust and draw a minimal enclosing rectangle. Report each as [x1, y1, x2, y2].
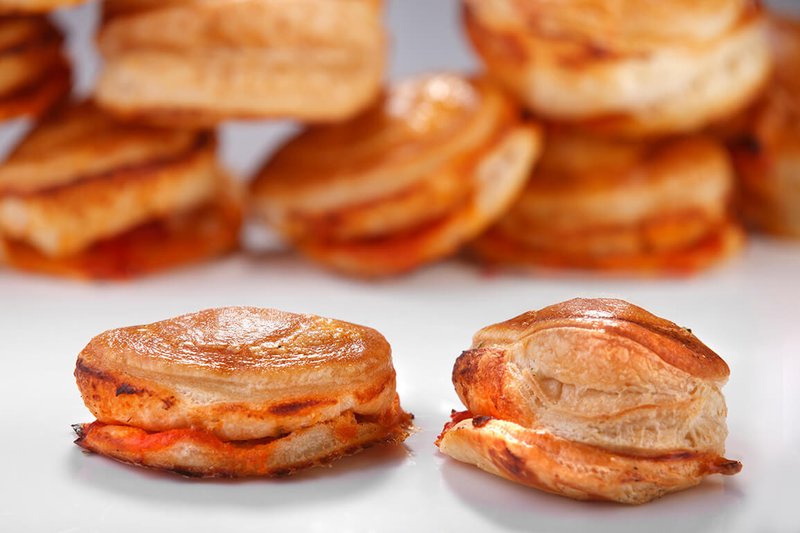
[95, 0, 385, 127]
[471, 132, 742, 274]
[436, 298, 741, 504]
[74, 307, 412, 476]
[463, 0, 772, 137]
[250, 73, 542, 277]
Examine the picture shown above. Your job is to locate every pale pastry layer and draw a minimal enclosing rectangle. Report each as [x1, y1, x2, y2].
[96, 0, 385, 126]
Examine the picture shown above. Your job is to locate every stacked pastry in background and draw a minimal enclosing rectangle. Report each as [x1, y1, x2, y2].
[0, 14, 70, 122]
[0, 0, 86, 15]
[464, 0, 774, 275]
[0, 103, 241, 279]
[724, 16, 800, 238]
[0, 0, 797, 281]
[96, 0, 386, 127]
[0, 0, 389, 279]
[250, 74, 543, 277]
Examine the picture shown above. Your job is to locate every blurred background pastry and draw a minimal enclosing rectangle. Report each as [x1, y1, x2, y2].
[0, 14, 71, 122]
[472, 131, 742, 274]
[0, 0, 86, 14]
[250, 73, 542, 277]
[462, 0, 773, 138]
[437, 298, 742, 504]
[726, 15, 800, 238]
[95, 0, 386, 127]
[0, 102, 240, 279]
[74, 306, 413, 477]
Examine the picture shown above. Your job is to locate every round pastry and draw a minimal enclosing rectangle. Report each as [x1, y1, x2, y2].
[472, 131, 743, 274]
[436, 298, 742, 504]
[95, 0, 386, 127]
[250, 73, 543, 277]
[0, 0, 86, 14]
[74, 307, 413, 477]
[0, 102, 241, 279]
[462, 0, 772, 137]
[0, 15, 71, 121]
[726, 16, 800, 237]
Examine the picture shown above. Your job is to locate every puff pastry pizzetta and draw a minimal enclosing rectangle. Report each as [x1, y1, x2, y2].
[0, 15, 71, 121]
[74, 307, 413, 477]
[250, 73, 542, 277]
[95, 0, 386, 127]
[436, 298, 741, 504]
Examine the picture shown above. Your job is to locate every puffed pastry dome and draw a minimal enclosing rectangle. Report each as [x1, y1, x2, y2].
[74, 307, 413, 477]
[0, 0, 85, 14]
[250, 73, 543, 277]
[0, 102, 241, 279]
[472, 131, 743, 274]
[727, 16, 800, 238]
[0, 15, 70, 121]
[462, 0, 772, 137]
[95, 0, 386, 127]
[436, 298, 742, 504]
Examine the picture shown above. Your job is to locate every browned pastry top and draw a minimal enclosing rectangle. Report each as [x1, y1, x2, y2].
[474, 298, 729, 381]
[465, 0, 756, 53]
[251, 73, 515, 210]
[79, 307, 392, 382]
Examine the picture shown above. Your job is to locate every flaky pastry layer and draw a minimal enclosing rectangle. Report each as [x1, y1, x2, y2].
[463, 0, 772, 137]
[437, 415, 740, 505]
[0, 103, 223, 257]
[0, 192, 241, 279]
[437, 299, 741, 503]
[471, 132, 740, 274]
[75, 307, 399, 441]
[96, 0, 385, 126]
[75, 396, 411, 478]
[727, 16, 800, 237]
[251, 74, 542, 277]
[0, 15, 70, 119]
[0, 0, 86, 14]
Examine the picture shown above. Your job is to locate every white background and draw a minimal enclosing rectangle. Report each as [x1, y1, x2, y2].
[1, 2, 799, 532]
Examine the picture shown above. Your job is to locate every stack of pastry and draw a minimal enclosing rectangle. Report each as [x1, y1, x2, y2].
[250, 73, 543, 277]
[437, 298, 742, 504]
[0, 0, 86, 13]
[0, 14, 70, 123]
[95, 0, 386, 127]
[725, 15, 800, 238]
[0, 0, 390, 279]
[0, 103, 241, 279]
[464, 0, 774, 274]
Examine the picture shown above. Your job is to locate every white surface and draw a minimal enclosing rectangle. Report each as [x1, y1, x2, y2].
[1, 243, 800, 532]
[1, 2, 800, 532]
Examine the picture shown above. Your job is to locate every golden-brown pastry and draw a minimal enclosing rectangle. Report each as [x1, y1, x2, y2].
[463, 0, 772, 137]
[0, 0, 85, 14]
[94, 0, 386, 127]
[472, 131, 743, 274]
[250, 73, 543, 277]
[726, 16, 800, 237]
[0, 15, 71, 121]
[0, 102, 241, 279]
[436, 298, 742, 504]
[74, 307, 413, 477]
